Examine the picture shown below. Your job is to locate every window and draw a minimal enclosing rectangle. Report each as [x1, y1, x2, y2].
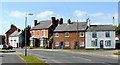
[65, 42, 70, 47]
[91, 39, 97, 46]
[92, 32, 97, 38]
[32, 31, 34, 36]
[105, 40, 111, 46]
[106, 32, 110, 38]
[80, 42, 84, 47]
[80, 32, 84, 37]
[42, 30, 46, 36]
[55, 42, 59, 47]
[55, 33, 59, 37]
[37, 30, 40, 35]
[65, 32, 69, 37]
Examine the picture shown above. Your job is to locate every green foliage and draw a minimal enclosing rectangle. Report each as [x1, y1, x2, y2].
[21, 26, 31, 48]
[116, 24, 120, 35]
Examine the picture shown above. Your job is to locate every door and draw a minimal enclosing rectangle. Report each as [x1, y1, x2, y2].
[60, 42, 63, 49]
[75, 42, 78, 49]
[100, 40, 104, 49]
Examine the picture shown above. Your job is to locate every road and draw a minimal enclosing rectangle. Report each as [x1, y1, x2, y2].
[15, 49, 119, 65]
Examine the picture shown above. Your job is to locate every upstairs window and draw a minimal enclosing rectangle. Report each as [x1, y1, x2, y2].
[65, 32, 69, 37]
[106, 32, 110, 38]
[80, 32, 84, 37]
[32, 31, 34, 36]
[37, 30, 40, 35]
[92, 32, 97, 38]
[42, 30, 46, 36]
[55, 33, 59, 37]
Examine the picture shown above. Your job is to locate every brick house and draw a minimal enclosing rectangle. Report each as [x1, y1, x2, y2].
[30, 17, 58, 48]
[5, 24, 20, 45]
[53, 19, 88, 49]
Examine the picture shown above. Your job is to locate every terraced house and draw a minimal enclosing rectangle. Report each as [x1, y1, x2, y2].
[85, 25, 116, 49]
[53, 19, 88, 49]
[30, 17, 58, 48]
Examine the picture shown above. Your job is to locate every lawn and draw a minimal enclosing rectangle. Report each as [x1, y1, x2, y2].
[0, 49, 16, 53]
[113, 51, 120, 55]
[19, 54, 49, 65]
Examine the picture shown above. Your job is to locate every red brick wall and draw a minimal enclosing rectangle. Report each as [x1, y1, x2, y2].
[53, 32, 86, 49]
[30, 29, 49, 38]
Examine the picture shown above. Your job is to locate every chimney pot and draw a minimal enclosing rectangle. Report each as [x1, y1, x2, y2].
[51, 17, 56, 25]
[34, 20, 38, 26]
[58, 18, 63, 25]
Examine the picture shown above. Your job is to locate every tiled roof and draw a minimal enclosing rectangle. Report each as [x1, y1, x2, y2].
[54, 22, 87, 32]
[32, 20, 51, 30]
[87, 25, 115, 31]
[10, 31, 22, 37]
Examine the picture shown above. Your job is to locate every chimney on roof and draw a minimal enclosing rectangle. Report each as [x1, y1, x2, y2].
[58, 18, 63, 25]
[112, 16, 115, 26]
[51, 17, 56, 25]
[67, 19, 71, 25]
[86, 18, 90, 27]
[34, 20, 38, 26]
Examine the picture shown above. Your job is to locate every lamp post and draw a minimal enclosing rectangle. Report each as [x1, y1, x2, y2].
[25, 13, 33, 56]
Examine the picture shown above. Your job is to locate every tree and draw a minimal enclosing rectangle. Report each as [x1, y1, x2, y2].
[116, 24, 120, 35]
[21, 25, 31, 48]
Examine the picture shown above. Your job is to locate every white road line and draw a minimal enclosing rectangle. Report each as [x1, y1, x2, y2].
[72, 56, 92, 61]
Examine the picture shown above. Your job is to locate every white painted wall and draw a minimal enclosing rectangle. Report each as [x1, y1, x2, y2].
[9, 36, 19, 48]
[85, 31, 115, 49]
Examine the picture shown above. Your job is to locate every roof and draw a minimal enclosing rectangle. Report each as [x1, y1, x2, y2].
[54, 22, 87, 32]
[87, 25, 115, 31]
[10, 31, 22, 37]
[32, 20, 51, 30]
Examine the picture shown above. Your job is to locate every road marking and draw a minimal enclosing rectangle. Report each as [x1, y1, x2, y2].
[72, 56, 92, 61]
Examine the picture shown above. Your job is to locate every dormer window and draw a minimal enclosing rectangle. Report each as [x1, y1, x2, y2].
[65, 32, 69, 37]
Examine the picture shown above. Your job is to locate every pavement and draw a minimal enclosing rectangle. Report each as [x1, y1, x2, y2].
[0, 52, 26, 65]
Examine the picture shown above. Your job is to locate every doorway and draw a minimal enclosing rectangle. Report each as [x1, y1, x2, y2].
[60, 42, 64, 49]
[75, 42, 78, 49]
[100, 40, 104, 49]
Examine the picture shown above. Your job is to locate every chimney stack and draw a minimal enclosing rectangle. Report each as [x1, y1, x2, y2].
[51, 17, 56, 25]
[34, 20, 38, 26]
[58, 18, 63, 25]
[112, 16, 115, 26]
[86, 18, 90, 27]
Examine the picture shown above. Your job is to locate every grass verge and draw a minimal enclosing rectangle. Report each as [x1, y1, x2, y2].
[0, 49, 16, 53]
[113, 51, 120, 55]
[19, 54, 49, 65]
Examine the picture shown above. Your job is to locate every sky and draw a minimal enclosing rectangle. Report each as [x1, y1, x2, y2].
[0, 1, 119, 35]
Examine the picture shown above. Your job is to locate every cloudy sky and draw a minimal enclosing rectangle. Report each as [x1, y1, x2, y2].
[0, 1, 119, 35]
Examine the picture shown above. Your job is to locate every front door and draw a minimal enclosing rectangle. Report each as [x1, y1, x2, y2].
[100, 40, 104, 49]
[60, 42, 63, 49]
[75, 42, 78, 49]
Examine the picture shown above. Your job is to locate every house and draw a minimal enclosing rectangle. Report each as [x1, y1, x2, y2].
[86, 25, 116, 49]
[53, 19, 88, 49]
[30, 17, 58, 48]
[9, 30, 22, 48]
[0, 35, 5, 45]
[5, 24, 20, 45]
[115, 34, 120, 49]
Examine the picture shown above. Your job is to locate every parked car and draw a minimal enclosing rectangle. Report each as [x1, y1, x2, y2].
[2, 44, 13, 50]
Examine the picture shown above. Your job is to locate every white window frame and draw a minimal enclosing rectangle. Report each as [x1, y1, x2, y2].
[92, 32, 97, 38]
[37, 30, 40, 36]
[106, 32, 110, 38]
[65, 42, 70, 47]
[55, 42, 59, 47]
[80, 42, 84, 47]
[80, 32, 84, 37]
[65, 32, 69, 37]
[42, 30, 46, 36]
[55, 33, 59, 37]
[105, 40, 111, 46]
[91, 40, 97, 47]
[32, 30, 34, 36]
